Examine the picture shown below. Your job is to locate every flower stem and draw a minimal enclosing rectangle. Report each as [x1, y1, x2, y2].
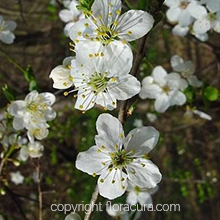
[0, 47, 27, 75]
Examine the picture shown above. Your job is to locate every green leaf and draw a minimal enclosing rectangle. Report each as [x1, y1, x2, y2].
[2, 85, 16, 102]
[184, 87, 194, 103]
[204, 86, 219, 101]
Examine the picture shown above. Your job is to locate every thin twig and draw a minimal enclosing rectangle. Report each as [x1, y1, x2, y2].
[0, 158, 6, 176]
[83, 185, 99, 220]
[17, 0, 27, 24]
[36, 160, 43, 220]
[0, 47, 27, 75]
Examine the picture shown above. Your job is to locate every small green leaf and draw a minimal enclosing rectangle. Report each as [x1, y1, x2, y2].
[204, 86, 219, 101]
[184, 87, 194, 103]
[2, 85, 16, 102]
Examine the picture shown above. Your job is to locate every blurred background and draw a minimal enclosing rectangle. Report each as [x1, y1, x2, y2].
[0, 0, 220, 220]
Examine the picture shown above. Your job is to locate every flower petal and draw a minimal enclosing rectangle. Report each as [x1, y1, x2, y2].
[172, 24, 189, 37]
[25, 90, 38, 103]
[139, 77, 161, 99]
[39, 92, 56, 106]
[188, 75, 202, 87]
[152, 66, 167, 86]
[126, 191, 138, 205]
[0, 31, 15, 44]
[117, 10, 154, 41]
[188, 2, 207, 20]
[95, 92, 117, 110]
[44, 107, 56, 121]
[19, 146, 29, 161]
[69, 19, 96, 43]
[169, 91, 186, 106]
[164, 0, 180, 8]
[178, 10, 193, 27]
[105, 41, 133, 76]
[75, 145, 109, 175]
[166, 7, 181, 23]
[98, 169, 127, 200]
[109, 75, 140, 100]
[155, 93, 170, 113]
[193, 18, 211, 34]
[91, 0, 122, 27]
[95, 113, 124, 150]
[127, 159, 162, 188]
[5, 21, 17, 31]
[170, 55, 185, 72]
[193, 110, 212, 120]
[8, 101, 26, 117]
[59, 9, 74, 23]
[125, 126, 159, 156]
[138, 192, 152, 206]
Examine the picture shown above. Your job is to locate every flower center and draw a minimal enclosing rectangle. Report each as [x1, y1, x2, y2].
[208, 13, 216, 21]
[162, 85, 170, 93]
[87, 72, 109, 93]
[180, 1, 188, 9]
[26, 101, 47, 116]
[96, 24, 118, 45]
[110, 149, 133, 169]
[182, 69, 192, 77]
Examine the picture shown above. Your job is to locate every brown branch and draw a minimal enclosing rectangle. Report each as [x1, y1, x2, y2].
[0, 158, 6, 176]
[83, 185, 99, 220]
[35, 160, 43, 220]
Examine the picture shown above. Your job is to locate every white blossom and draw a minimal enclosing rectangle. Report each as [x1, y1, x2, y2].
[50, 57, 75, 89]
[139, 66, 187, 113]
[27, 122, 49, 143]
[164, 0, 197, 27]
[76, 113, 162, 200]
[8, 91, 56, 142]
[126, 181, 158, 206]
[0, 15, 17, 44]
[171, 55, 202, 87]
[69, 0, 154, 62]
[59, 0, 84, 36]
[10, 171, 24, 185]
[191, 4, 220, 34]
[19, 141, 44, 161]
[66, 42, 140, 111]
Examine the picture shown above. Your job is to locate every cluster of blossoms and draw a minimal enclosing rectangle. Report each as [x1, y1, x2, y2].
[165, 0, 220, 41]
[59, 0, 84, 36]
[50, 0, 155, 111]
[50, 0, 163, 205]
[139, 55, 202, 113]
[6, 90, 56, 160]
[0, 15, 17, 44]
